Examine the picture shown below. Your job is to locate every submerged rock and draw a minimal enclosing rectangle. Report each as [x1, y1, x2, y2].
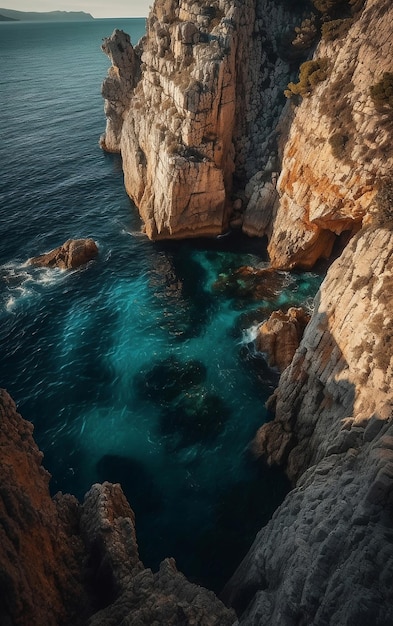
[134, 355, 207, 403]
[213, 265, 289, 301]
[160, 391, 230, 448]
[29, 238, 98, 270]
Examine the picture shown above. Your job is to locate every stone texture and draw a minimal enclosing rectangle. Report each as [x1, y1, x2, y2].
[254, 225, 393, 481]
[255, 307, 310, 372]
[262, 0, 393, 268]
[223, 425, 393, 625]
[101, 0, 308, 240]
[100, 29, 142, 153]
[29, 238, 98, 270]
[0, 389, 235, 626]
[0, 388, 86, 626]
[222, 224, 393, 624]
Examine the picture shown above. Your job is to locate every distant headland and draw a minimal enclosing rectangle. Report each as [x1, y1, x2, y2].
[0, 7, 94, 21]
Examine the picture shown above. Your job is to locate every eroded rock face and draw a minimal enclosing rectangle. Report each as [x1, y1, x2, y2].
[29, 238, 98, 269]
[0, 388, 86, 626]
[223, 422, 393, 625]
[254, 225, 393, 481]
[255, 307, 310, 372]
[261, 0, 393, 268]
[101, 0, 306, 240]
[222, 225, 393, 623]
[0, 389, 235, 626]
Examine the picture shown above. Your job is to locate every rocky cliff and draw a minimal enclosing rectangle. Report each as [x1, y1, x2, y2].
[250, 0, 393, 268]
[101, 0, 392, 270]
[5, 0, 391, 624]
[100, 0, 309, 239]
[222, 224, 393, 623]
[0, 389, 235, 625]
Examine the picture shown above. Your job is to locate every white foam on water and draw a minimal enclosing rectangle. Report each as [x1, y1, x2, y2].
[240, 323, 261, 345]
[1, 261, 72, 311]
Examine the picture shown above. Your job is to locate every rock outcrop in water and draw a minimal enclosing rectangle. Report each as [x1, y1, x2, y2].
[100, 0, 309, 239]
[29, 238, 98, 270]
[255, 307, 310, 372]
[0, 389, 235, 625]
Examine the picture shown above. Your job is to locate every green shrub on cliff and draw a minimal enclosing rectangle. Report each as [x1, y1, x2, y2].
[329, 133, 349, 160]
[321, 17, 353, 40]
[370, 176, 393, 226]
[285, 58, 329, 99]
[312, 0, 364, 15]
[370, 73, 393, 110]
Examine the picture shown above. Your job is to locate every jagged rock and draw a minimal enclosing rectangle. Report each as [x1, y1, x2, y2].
[100, 29, 142, 152]
[255, 307, 310, 371]
[0, 388, 86, 626]
[100, 1, 304, 240]
[0, 389, 236, 626]
[223, 424, 393, 625]
[29, 238, 98, 269]
[253, 225, 393, 481]
[264, 0, 393, 268]
[222, 225, 393, 623]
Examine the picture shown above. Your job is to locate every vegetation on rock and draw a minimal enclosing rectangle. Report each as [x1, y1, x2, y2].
[329, 132, 350, 160]
[321, 17, 353, 39]
[370, 72, 393, 109]
[370, 175, 393, 225]
[285, 58, 329, 98]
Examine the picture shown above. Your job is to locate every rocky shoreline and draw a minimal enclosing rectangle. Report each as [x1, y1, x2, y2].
[2, 0, 393, 623]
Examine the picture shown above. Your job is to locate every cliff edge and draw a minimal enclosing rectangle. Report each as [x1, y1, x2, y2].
[222, 224, 393, 623]
[0, 389, 235, 625]
[100, 0, 308, 240]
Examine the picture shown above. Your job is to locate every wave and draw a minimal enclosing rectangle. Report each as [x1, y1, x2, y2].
[1, 261, 71, 311]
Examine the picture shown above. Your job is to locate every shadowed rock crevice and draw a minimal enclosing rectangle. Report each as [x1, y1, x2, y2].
[222, 225, 393, 623]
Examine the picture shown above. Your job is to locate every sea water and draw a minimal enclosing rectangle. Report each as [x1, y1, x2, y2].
[0, 18, 323, 591]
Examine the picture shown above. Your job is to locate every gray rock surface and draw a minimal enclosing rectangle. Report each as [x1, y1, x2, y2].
[223, 224, 393, 624]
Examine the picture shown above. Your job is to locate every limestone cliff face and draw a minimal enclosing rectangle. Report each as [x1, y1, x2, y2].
[254, 225, 393, 481]
[248, 0, 393, 268]
[0, 389, 235, 625]
[223, 224, 393, 624]
[101, 0, 306, 239]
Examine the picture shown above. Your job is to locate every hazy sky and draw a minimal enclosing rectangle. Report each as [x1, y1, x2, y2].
[6, 0, 151, 18]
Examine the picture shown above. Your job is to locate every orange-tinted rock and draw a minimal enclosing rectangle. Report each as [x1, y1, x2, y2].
[0, 388, 236, 626]
[0, 388, 86, 626]
[254, 225, 393, 482]
[29, 238, 98, 270]
[247, 0, 393, 269]
[255, 307, 310, 371]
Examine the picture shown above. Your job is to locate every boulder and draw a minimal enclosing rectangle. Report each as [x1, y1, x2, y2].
[255, 307, 310, 371]
[29, 238, 98, 269]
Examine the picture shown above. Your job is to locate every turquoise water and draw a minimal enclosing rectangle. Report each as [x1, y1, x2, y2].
[0, 19, 323, 591]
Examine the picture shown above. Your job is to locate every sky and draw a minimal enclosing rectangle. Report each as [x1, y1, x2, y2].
[4, 0, 151, 18]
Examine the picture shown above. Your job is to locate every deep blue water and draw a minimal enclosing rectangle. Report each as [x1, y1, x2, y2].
[0, 19, 323, 591]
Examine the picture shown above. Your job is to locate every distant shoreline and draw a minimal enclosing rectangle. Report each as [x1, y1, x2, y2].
[0, 7, 94, 21]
